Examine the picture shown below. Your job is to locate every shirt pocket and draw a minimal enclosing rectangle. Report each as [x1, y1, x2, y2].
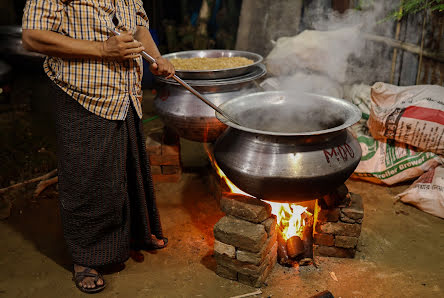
[63, 0, 114, 41]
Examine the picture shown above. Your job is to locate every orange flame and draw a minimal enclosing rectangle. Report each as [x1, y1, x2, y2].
[205, 144, 253, 197]
[266, 202, 311, 241]
[205, 144, 311, 241]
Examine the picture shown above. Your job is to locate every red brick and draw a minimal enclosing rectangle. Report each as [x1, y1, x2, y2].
[145, 132, 162, 156]
[315, 245, 355, 258]
[162, 144, 180, 156]
[149, 154, 180, 166]
[215, 242, 277, 278]
[316, 222, 361, 237]
[313, 233, 335, 246]
[341, 193, 364, 220]
[238, 245, 277, 287]
[150, 166, 162, 175]
[152, 173, 181, 183]
[216, 264, 238, 281]
[317, 208, 340, 222]
[236, 232, 277, 266]
[213, 216, 267, 253]
[335, 235, 358, 248]
[220, 193, 272, 223]
[161, 165, 181, 175]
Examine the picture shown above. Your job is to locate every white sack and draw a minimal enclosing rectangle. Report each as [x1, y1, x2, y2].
[396, 166, 444, 219]
[368, 82, 444, 155]
[351, 121, 442, 185]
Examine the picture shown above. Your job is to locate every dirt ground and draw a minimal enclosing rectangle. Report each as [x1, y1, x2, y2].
[1, 89, 443, 298]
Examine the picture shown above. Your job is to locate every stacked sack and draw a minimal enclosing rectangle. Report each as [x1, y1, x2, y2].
[345, 83, 444, 218]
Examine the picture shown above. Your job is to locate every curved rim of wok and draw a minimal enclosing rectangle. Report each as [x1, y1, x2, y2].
[215, 91, 362, 136]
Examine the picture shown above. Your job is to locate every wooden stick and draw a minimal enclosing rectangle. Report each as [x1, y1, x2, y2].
[230, 289, 262, 298]
[33, 176, 58, 198]
[416, 6, 428, 84]
[0, 169, 58, 195]
[364, 33, 444, 63]
[390, 1, 403, 84]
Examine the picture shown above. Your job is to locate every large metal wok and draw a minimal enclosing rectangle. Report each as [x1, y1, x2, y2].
[213, 91, 362, 203]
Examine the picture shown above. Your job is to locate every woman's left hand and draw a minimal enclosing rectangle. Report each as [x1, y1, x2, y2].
[149, 56, 175, 79]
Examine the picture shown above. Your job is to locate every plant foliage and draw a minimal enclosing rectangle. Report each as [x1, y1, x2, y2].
[387, 0, 444, 20]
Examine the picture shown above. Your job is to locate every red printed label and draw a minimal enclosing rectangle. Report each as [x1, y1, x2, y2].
[324, 144, 355, 163]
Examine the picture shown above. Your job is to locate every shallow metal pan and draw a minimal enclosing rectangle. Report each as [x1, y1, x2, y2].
[162, 49, 263, 80]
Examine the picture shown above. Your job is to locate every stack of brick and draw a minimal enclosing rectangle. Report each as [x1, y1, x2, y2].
[313, 186, 364, 258]
[213, 193, 278, 288]
[145, 129, 181, 183]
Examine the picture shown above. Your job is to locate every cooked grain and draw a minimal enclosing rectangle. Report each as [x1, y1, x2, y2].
[170, 57, 254, 71]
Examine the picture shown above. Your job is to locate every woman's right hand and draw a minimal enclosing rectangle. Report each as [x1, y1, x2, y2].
[101, 32, 145, 60]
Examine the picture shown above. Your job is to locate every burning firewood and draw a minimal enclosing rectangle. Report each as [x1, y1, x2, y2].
[286, 235, 304, 258]
[277, 232, 292, 266]
[299, 214, 314, 266]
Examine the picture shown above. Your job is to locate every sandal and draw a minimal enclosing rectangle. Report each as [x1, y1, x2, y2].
[72, 267, 106, 294]
[146, 235, 168, 250]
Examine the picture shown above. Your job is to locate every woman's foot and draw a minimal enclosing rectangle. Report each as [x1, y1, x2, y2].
[150, 234, 166, 247]
[73, 264, 105, 293]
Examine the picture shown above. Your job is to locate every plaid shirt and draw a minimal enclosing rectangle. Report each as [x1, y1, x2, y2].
[22, 0, 149, 120]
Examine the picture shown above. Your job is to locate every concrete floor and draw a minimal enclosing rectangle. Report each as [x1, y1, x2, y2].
[1, 92, 443, 297]
[1, 149, 443, 297]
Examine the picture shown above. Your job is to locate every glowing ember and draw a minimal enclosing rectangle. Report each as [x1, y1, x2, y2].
[205, 145, 312, 242]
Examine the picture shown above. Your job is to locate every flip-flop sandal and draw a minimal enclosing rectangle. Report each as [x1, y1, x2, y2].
[147, 236, 168, 250]
[72, 267, 106, 294]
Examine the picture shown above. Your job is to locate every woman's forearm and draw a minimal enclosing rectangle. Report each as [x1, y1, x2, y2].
[134, 26, 161, 59]
[22, 29, 104, 59]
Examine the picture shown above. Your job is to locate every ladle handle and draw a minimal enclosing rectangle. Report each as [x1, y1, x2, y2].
[106, 26, 241, 126]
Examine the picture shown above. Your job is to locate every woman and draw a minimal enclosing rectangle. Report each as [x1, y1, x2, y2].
[22, 0, 175, 293]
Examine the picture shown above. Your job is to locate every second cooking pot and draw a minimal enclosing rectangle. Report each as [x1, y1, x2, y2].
[154, 64, 266, 143]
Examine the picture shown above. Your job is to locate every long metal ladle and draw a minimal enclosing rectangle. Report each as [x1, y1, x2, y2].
[106, 26, 242, 126]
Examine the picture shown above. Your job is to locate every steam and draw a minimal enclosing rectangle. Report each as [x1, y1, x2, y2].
[264, 1, 397, 92]
[248, 2, 398, 134]
[222, 93, 352, 134]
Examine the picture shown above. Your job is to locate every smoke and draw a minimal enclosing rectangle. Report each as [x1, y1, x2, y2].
[240, 1, 399, 133]
[263, 1, 398, 93]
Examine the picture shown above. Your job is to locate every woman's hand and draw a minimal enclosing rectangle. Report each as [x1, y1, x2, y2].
[101, 32, 145, 60]
[149, 56, 175, 79]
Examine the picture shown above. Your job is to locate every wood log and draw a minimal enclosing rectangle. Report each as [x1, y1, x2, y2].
[299, 221, 314, 266]
[286, 236, 304, 258]
[277, 233, 291, 266]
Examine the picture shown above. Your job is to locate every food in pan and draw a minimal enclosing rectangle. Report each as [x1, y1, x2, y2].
[170, 57, 254, 71]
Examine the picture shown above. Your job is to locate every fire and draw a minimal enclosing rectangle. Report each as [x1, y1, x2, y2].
[266, 202, 311, 241]
[205, 144, 312, 241]
[205, 144, 253, 197]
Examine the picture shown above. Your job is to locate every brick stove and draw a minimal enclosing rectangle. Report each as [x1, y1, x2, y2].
[207, 167, 364, 288]
[213, 193, 278, 287]
[146, 128, 182, 183]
